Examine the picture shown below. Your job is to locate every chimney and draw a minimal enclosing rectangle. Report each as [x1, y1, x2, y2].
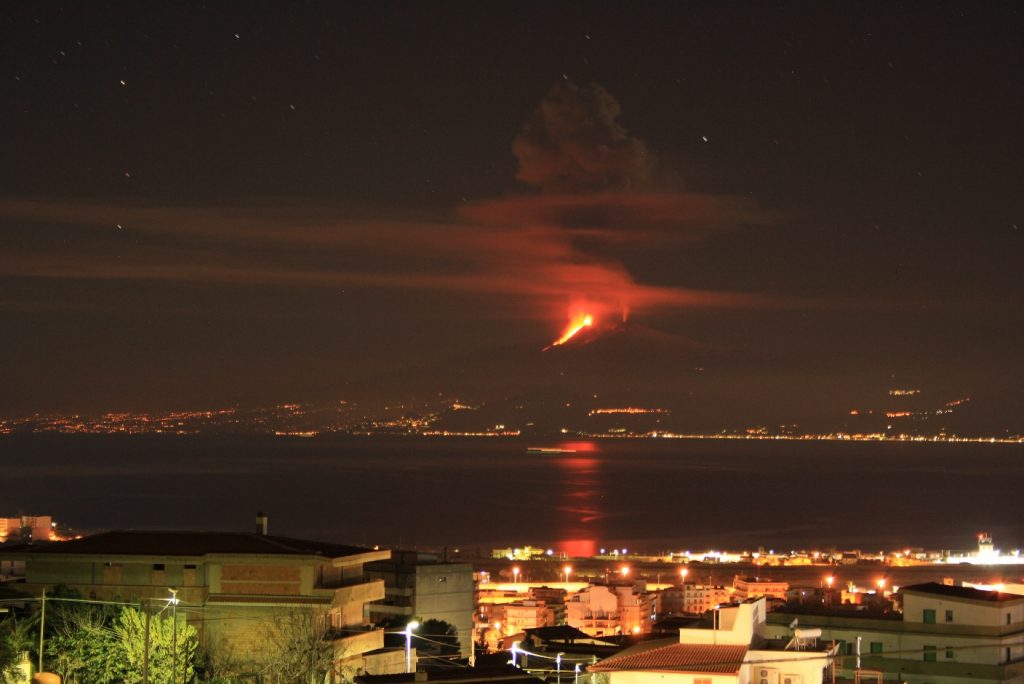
[256, 511, 268, 536]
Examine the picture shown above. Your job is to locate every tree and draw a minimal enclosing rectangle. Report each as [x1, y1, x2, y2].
[258, 607, 335, 684]
[41, 593, 197, 684]
[109, 605, 198, 684]
[41, 586, 124, 684]
[45, 599, 119, 684]
[417, 619, 460, 658]
[0, 612, 36, 681]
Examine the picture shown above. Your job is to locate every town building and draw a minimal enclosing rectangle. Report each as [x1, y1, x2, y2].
[366, 551, 475, 658]
[660, 584, 733, 615]
[567, 581, 656, 637]
[764, 582, 1024, 683]
[733, 577, 790, 602]
[0, 515, 55, 543]
[0, 524, 395, 679]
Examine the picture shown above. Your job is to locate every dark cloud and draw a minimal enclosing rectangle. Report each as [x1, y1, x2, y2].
[512, 81, 654, 193]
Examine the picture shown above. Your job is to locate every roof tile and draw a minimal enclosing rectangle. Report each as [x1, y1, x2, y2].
[590, 643, 747, 674]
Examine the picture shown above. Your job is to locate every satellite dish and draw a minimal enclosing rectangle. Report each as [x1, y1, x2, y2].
[789, 618, 799, 630]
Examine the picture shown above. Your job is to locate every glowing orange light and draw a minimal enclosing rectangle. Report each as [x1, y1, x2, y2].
[549, 313, 594, 348]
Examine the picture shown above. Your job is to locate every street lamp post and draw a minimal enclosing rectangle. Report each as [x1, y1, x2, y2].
[405, 621, 420, 673]
[563, 565, 572, 585]
[679, 567, 689, 584]
[574, 663, 581, 684]
[556, 652, 564, 684]
[512, 566, 520, 585]
[168, 588, 179, 684]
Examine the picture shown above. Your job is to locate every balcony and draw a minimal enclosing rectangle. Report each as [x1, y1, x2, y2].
[327, 579, 386, 607]
[332, 625, 385, 658]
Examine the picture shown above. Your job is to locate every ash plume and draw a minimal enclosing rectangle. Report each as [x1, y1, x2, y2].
[512, 81, 654, 193]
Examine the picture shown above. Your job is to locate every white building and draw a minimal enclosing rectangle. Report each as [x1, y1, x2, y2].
[591, 598, 835, 684]
[765, 582, 1024, 683]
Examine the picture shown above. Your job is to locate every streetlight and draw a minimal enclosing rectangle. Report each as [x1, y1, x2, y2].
[512, 566, 520, 585]
[563, 565, 572, 584]
[620, 565, 630, 578]
[574, 663, 581, 684]
[556, 652, 564, 684]
[679, 567, 689, 584]
[511, 641, 520, 667]
[405, 621, 420, 673]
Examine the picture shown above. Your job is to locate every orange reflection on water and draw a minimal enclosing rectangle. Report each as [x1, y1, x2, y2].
[559, 441, 598, 452]
[553, 447, 602, 557]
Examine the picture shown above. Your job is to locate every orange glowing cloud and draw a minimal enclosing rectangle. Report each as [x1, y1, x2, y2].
[0, 83, 794, 334]
[0, 193, 790, 328]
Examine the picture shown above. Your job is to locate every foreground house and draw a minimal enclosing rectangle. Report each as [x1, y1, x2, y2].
[765, 582, 1024, 683]
[591, 598, 836, 684]
[0, 525, 395, 678]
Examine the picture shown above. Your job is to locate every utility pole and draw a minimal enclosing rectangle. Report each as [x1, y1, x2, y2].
[142, 600, 152, 684]
[37, 588, 46, 675]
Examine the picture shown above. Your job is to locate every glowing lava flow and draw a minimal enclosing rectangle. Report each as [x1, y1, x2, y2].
[547, 313, 594, 349]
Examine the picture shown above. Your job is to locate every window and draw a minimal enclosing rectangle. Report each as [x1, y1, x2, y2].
[923, 608, 936, 624]
[924, 645, 937, 662]
[694, 679, 712, 684]
[870, 642, 883, 654]
[1008, 613, 1013, 625]
[152, 563, 165, 571]
[945, 609, 953, 622]
[945, 648, 954, 659]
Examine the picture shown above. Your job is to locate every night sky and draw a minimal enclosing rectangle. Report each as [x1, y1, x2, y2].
[3, 3, 1023, 426]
